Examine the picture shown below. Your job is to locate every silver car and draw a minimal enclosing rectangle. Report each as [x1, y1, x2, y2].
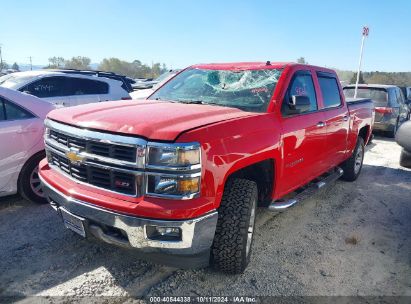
[344, 84, 410, 137]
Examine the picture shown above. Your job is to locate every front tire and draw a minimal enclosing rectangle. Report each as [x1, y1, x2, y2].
[341, 137, 365, 182]
[19, 152, 47, 204]
[211, 178, 257, 274]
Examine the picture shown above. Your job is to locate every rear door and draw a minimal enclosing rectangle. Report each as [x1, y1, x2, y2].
[316, 72, 349, 168]
[388, 88, 401, 122]
[67, 77, 109, 105]
[395, 87, 409, 123]
[279, 70, 327, 195]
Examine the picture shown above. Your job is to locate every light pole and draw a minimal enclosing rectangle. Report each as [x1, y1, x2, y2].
[354, 26, 370, 98]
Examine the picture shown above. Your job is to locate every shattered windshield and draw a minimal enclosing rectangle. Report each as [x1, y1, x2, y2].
[150, 68, 282, 112]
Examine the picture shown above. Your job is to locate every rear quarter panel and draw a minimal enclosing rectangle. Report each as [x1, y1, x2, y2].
[347, 100, 375, 152]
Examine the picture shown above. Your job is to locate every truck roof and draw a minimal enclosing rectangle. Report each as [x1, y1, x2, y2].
[191, 62, 336, 73]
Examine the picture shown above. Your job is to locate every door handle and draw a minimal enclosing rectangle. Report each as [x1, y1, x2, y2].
[343, 115, 349, 121]
[316, 121, 326, 128]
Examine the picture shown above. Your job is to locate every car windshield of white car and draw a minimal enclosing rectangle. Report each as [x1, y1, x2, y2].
[0, 75, 35, 87]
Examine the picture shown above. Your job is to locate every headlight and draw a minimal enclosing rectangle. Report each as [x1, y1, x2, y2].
[147, 143, 201, 169]
[146, 142, 201, 199]
[44, 127, 50, 139]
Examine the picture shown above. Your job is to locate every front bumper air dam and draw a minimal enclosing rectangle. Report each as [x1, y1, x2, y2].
[40, 177, 218, 268]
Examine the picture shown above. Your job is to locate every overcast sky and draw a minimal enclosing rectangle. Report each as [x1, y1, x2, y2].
[1, 0, 410, 71]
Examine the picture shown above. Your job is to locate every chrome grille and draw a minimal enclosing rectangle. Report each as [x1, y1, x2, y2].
[45, 120, 146, 197]
[50, 129, 136, 162]
[48, 151, 137, 195]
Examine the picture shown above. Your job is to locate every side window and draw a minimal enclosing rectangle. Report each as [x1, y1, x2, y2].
[317, 74, 342, 109]
[67, 78, 109, 95]
[396, 88, 404, 104]
[282, 72, 317, 116]
[3, 99, 34, 120]
[21, 77, 69, 98]
[389, 89, 399, 107]
[0, 99, 5, 121]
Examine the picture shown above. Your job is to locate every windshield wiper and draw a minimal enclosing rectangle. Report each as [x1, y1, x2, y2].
[174, 99, 226, 106]
[174, 100, 204, 104]
[201, 101, 225, 106]
[162, 99, 227, 107]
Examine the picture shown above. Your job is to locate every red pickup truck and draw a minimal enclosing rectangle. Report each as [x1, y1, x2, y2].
[39, 62, 374, 273]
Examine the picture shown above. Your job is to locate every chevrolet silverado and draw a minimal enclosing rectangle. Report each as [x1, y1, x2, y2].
[39, 62, 374, 273]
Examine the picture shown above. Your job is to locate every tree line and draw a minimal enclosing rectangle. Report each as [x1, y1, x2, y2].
[336, 70, 411, 87]
[0, 61, 20, 71]
[45, 56, 168, 79]
[297, 57, 411, 87]
[4, 55, 411, 86]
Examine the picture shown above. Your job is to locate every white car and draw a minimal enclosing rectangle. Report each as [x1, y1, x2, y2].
[0, 87, 55, 203]
[0, 70, 132, 107]
[130, 69, 181, 99]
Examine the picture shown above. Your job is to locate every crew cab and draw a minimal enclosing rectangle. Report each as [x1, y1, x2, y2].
[39, 62, 374, 274]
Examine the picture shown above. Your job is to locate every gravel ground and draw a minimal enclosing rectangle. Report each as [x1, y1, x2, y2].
[0, 136, 410, 302]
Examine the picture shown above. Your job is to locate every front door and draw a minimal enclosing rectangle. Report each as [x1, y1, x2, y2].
[0, 98, 40, 193]
[20, 76, 72, 106]
[278, 70, 327, 197]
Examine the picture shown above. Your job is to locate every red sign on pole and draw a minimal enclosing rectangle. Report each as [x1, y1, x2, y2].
[362, 26, 369, 37]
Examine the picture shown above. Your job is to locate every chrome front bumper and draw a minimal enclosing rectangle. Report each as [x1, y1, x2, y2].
[40, 177, 218, 256]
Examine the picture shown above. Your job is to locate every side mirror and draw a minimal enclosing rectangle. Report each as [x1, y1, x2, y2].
[289, 95, 311, 113]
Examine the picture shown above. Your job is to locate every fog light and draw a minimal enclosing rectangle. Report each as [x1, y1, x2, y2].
[157, 227, 179, 236]
[146, 226, 182, 241]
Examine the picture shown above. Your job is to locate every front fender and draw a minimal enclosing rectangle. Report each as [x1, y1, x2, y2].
[177, 113, 281, 209]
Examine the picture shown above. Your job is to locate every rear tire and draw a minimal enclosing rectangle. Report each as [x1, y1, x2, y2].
[399, 149, 411, 169]
[211, 178, 257, 274]
[18, 151, 47, 204]
[341, 137, 365, 182]
[388, 119, 399, 138]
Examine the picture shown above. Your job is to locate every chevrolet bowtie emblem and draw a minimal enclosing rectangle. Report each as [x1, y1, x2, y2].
[66, 150, 85, 164]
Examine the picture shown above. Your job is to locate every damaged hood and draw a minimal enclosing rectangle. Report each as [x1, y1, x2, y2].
[47, 100, 257, 141]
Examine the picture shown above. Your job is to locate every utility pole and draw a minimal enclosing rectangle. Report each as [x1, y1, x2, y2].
[29, 56, 33, 70]
[354, 26, 370, 98]
[0, 44, 3, 72]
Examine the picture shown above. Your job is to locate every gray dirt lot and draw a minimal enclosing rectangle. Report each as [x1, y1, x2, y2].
[0, 136, 410, 301]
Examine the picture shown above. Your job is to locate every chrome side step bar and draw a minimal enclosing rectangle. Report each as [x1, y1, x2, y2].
[268, 167, 343, 212]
